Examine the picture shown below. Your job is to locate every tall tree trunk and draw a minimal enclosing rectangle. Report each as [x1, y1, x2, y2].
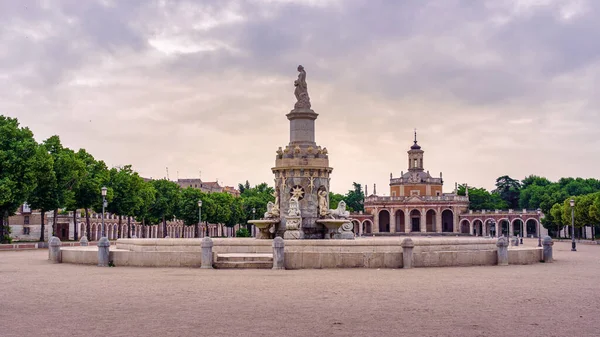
[40, 210, 46, 242]
[127, 216, 131, 238]
[141, 219, 145, 238]
[73, 210, 78, 241]
[162, 215, 167, 238]
[52, 208, 58, 237]
[85, 208, 90, 240]
[194, 222, 199, 238]
[117, 215, 122, 239]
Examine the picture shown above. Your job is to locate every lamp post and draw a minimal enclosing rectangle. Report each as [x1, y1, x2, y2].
[537, 208, 542, 247]
[252, 207, 256, 237]
[198, 200, 202, 238]
[101, 186, 107, 238]
[570, 199, 576, 251]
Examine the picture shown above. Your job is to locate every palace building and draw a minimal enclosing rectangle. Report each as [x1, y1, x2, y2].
[363, 133, 469, 234]
[359, 133, 545, 238]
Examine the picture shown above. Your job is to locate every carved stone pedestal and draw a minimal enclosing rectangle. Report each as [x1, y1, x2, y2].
[284, 216, 302, 240]
[339, 222, 355, 240]
[248, 220, 278, 240]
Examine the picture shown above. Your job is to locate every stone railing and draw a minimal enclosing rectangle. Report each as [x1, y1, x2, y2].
[390, 177, 443, 184]
[365, 195, 469, 203]
[464, 209, 542, 215]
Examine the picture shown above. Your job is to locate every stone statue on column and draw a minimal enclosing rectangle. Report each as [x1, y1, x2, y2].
[294, 65, 311, 109]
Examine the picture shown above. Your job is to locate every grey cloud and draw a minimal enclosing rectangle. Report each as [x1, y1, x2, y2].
[1, 0, 599, 192]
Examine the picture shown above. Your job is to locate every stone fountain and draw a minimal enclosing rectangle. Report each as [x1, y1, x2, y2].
[249, 65, 353, 240]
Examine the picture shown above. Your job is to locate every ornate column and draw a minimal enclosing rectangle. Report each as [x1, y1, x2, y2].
[523, 220, 528, 238]
[390, 208, 396, 233]
[404, 209, 411, 233]
[373, 209, 379, 233]
[420, 208, 427, 233]
[358, 220, 363, 236]
[469, 221, 473, 235]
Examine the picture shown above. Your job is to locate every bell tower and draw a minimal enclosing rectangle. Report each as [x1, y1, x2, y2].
[408, 129, 424, 172]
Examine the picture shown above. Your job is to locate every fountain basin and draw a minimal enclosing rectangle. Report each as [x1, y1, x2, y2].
[315, 219, 354, 239]
[248, 219, 279, 239]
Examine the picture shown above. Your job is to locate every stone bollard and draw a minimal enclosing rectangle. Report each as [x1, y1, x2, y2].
[97, 237, 110, 267]
[272, 237, 285, 270]
[79, 236, 89, 246]
[497, 237, 509, 266]
[542, 236, 553, 263]
[49, 236, 62, 263]
[401, 238, 414, 269]
[201, 237, 214, 269]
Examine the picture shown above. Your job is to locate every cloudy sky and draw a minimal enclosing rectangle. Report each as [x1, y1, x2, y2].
[2, 0, 598, 194]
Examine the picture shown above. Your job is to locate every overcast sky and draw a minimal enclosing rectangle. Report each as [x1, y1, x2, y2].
[2, 0, 598, 194]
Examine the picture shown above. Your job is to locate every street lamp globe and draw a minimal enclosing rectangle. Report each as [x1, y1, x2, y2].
[198, 200, 202, 208]
[570, 199, 575, 207]
[101, 186, 107, 197]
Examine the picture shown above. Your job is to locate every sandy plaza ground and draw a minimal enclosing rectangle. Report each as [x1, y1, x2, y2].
[1, 239, 599, 337]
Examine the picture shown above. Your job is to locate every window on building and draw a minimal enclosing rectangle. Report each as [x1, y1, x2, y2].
[24, 215, 30, 225]
[436, 191, 440, 196]
[411, 190, 420, 196]
[23, 227, 30, 235]
[391, 191, 396, 196]
[414, 159, 417, 168]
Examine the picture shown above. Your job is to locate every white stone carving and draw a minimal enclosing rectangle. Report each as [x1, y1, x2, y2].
[288, 196, 301, 217]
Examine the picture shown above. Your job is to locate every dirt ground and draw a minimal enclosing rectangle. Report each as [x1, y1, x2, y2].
[1, 239, 599, 337]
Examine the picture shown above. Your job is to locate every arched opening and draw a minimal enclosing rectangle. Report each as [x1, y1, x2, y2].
[395, 210, 405, 232]
[410, 209, 421, 232]
[379, 210, 390, 232]
[351, 220, 360, 234]
[512, 219, 524, 237]
[460, 219, 470, 234]
[363, 220, 373, 234]
[526, 219, 538, 238]
[485, 219, 497, 237]
[441, 210, 454, 232]
[426, 209, 436, 232]
[473, 219, 483, 236]
[80, 223, 86, 238]
[500, 219, 510, 237]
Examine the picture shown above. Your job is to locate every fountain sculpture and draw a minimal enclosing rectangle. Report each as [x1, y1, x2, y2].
[248, 65, 354, 240]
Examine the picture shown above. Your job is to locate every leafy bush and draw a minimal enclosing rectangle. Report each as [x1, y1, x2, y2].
[236, 228, 251, 237]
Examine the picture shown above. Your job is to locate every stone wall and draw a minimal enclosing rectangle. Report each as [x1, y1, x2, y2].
[105, 237, 543, 269]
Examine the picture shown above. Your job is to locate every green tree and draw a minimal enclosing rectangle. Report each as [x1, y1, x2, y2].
[589, 194, 600, 239]
[549, 203, 565, 238]
[27, 145, 58, 242]
[457, 185, 508, 210]
[133, 181, 158, 237]
[493, 175, 521, 209]
[328, 192, 345, 210]
[177, 187, 204, 237]
[344, 182, 364, 212]
[210, 192, 233, 236]
[43, 136, 85, 237]
[73, 149, 109, 241]
[226, 197, 244, 235]
[150, 179, 180, 237]
[239, 182, 275, 225]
